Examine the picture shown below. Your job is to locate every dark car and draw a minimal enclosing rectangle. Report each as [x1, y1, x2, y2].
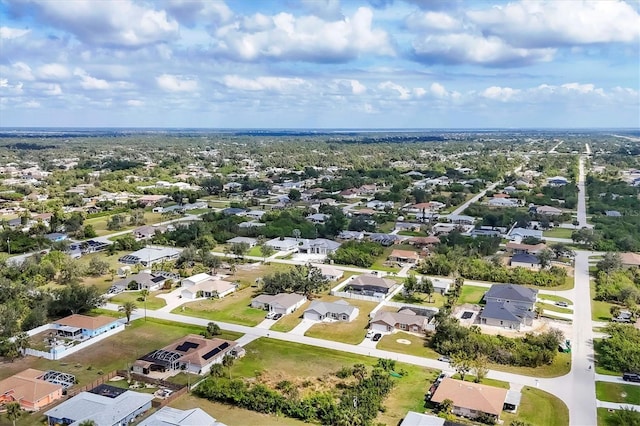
[623, 373, 640, 382]
[273, 313, 283, 320]
[372, 333, 382, 342]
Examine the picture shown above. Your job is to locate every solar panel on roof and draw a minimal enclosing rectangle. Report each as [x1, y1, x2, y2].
[175, 341, 199, 352]
[219, 342, 230, 350]
[202, 347, 222, 360]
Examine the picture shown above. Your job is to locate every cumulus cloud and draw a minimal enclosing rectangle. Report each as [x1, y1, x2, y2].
[36, 63, 71, 80]
[468, 0, 640, 48]
[165, 0, 232, 27]
[300, 0, 343, 20]
[0, 26, 30, 39]
[411, 33, 555, 66]
[405, 11, 461, 31]
[74, 69, 110, 90]
[222, 75, 308, 92]
[482, 86, 521, 102]
[212, 7, 394, 62]
[7, 0, 179, 48]
[156, 74, 199, 92]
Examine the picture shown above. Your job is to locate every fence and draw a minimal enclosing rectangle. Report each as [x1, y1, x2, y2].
[66, 371, 118, 397]
[23, 324, 125, 360]
[332, 291, 383, 303]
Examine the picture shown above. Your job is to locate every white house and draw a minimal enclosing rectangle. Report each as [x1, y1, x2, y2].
[265, 237, 300, 251]
[251, 293, 307, 315]
[303, 300, 359, 322]
[181, 279, 236, 300]
[317, 265, 344, 281]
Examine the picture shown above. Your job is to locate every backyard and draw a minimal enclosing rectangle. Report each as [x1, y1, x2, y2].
[304, 296, 378, 344]
[83, 211, 164, 237]
[457, 285, 487, 305]
[392, 291, 446, 308]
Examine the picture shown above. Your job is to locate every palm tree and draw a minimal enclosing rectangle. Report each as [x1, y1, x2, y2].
[139, 289, 149, 321]
[222, 354, 235, 379]
[119, 301, 137, 323]
[5, 402, 22, 426]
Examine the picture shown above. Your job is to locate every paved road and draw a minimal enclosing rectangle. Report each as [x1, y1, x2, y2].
[596, 374, 640, 387]
[449, 180, 501, 216]
[576, 156, 588, 229]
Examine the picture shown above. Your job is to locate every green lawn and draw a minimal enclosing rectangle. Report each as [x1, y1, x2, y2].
[537, 294, 573, 305]
[110, 290, 168, 310]
[502, 386, 569, 426]
[173, 286, 266, 326]
[84, 211, 164, 237]
[449, 373, 510, 389]
[591, 282, 615, 321]
[247, 245, 264, 257]
[392, 292, 446, 308]
[488, 352, 572, 378]
[543, 227, 574, 239]
[596, 381, 640, 405]
[270, 300, 311, 332]
[597, 407, 640, 426]
[376, 332, 440, 359]
[304, 296, 378, 344]
[457, 285, 487, 305]
[537, 302, 573, 315]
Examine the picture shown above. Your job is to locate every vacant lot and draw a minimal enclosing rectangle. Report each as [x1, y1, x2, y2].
[174, 286, 266, 326]
[1, 318, 241, 386]
[84, 211, 164, 236]
[392, 292, 446, 308]
[596, 381, 640, 405]
[304, 296, 378, 344]
[110, 289, 169, 310]
[488, 351, 572, 378]
[543, 227, 574, 239]
[376, 332, 440, 359]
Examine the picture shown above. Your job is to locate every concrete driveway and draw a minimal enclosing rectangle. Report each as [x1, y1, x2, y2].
[289, 318, 316, 336]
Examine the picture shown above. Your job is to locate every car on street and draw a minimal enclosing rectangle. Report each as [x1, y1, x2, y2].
[555, 301, 569, 307]
[623, 373, 640, 382]
[372, 333, 382, 342]
[437, 356, 451, 363]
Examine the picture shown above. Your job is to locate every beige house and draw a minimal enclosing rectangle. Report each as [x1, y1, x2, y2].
[0, 369, 63, 412]
[430, 378, 508, 421]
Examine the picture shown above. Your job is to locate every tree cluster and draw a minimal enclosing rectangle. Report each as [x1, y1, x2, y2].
[327, 241, 384, 268]
[595, 324, 640, 374]
[261, 265, 329, 297]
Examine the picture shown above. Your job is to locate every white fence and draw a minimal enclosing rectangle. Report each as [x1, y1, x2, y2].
[384, 300, 439, 314]
[332, 291, 383, 303]
[23, 323, 125, 360]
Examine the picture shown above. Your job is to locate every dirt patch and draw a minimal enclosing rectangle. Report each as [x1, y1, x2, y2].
[396, 339, 412, 345]
[250, 369, 354, 398]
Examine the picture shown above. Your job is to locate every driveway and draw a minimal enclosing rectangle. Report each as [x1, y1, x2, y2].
[256, 318, 277, 329]
[289, 318, 317, 336]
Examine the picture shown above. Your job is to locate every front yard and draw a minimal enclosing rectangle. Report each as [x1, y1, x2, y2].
[501, 386, 569, 426]
[173, 286, 266, 326]
[269, 300, 312, 332]
[110, 289, 169, 311]
[304, 296, 378, 344]
[376, 332, 440, 359]
[543, 227, 574, 239]
[457, 285, 487, 305]
[596, 381, 640, 405]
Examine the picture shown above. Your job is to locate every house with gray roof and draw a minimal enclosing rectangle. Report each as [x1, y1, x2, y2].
[508, 227, 543, 241]
[484, 284, 538, 311]
[510, 253, 542, 270]
[138, 406, 225, 426]
[298, 238, 341, 255]
[345, 274, 398, 297]
[45, 385, 153, 426]
[303, 299, 359, 322]
[251, 293, 307, 315]
[370, 309, 432, 334]
[479, 301, 535, 330]
[226, 236, 257, 247]
[112, 271, 169, 291]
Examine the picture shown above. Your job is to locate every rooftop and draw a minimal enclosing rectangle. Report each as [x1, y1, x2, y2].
[430, 378, 507, 416]
[54, 314, 120, 331]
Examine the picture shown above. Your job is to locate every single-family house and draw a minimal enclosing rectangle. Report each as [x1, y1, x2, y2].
[369, 233, 400, 246]
[505, 242, 547, 256]
[488, 197, 519, 207]
[317, 265, 344, 281]
[536, 205, 563, 216]
[251, 293, 307, 315]
[337, 230, 364, 241]
[370, 309, 431, 334]
[226, 236, 258, 247]
[303, 299, 359, 322]
[298, 238, 341, 255]
[620, 252, 640, 268]
[265, 237, 300, 251]
[406, 236, 440, 248]
[547, 176, 568, 187]
[480, 301, 536, 330]
[138, 407, 225, 426]
[345, 275, 397, 296]
[508, 227, 543, 241]
[446, 215, 475, 225]
[0, 369, 64, 412]
[400, 412, 445, 426]
[306, 213, 330, 224]
[182, 273, 236, 299]
[245, 210, 266, 220]
[53, 314, 121, 340]
[133, 334, 244, 375]
[118, 247, 180, 267]
[430, 378, 508, 421]
[388, 249, 421, 264]
[510, 253, 542, 270]
[133, 225, 167, 240]
[484, 283, 538, 311]
[113, 271, 169, 291]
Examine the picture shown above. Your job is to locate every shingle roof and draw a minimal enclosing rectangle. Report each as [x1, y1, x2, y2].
[0, 369, 62, 405]
[371, 310, 428, 328]
[485, 283, 537, 303]
[55, 314, 119, 331]
[480, 301, 535, 322]
[511, 253, 541, 265]
[430, 378, 507, 416]
[137, 406, 224, 426]
[305, 299, 356, 316]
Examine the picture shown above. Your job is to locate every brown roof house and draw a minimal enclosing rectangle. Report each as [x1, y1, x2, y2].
[620, 252, 640, 268]
[388, 249, 421, 264]
[430, 378, 508, 421]
[133, 334, 245, 376]
[0, 369, 64, 411]
[370, 309, 434, 334]
[344, 274, 398, 297]
[54, 314, 121, 340]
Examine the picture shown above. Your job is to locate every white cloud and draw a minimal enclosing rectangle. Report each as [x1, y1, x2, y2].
[0, 26, 30, 39]
[37, 63, 71, 80]
[42, 83, 62, 96]
[332, 79, 367, 95]
[166, 0, 233, 27]
[468, 0, 640, 47]
[429, 82, 447, 98]
[222, 75, 308, 92]
[213, 7, 394, 62]
[300, 0, 343, 20]
[74, 69, 110, 90]
[482, 86, 521, 102]
[378, 81, 411, 99]
[405, 11, 461, 31]
[156, 74, 199, 92]
[12, 0, 179, 48]
[412, 33, 555, 66]
[126, 99, 144, 107]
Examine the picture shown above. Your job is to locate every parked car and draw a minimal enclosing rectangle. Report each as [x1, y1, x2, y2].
[366, 330, 374, 339]
[623, 373, 640, 382]
[555, 301, 569, 307]
[266, 312, 276, 320]
[437, 356, 451, 363]
[273, 313, 283, 320]
[372, 333, 382, 342]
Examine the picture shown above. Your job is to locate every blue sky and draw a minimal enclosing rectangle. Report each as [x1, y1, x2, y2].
[0, 0, 639, 128]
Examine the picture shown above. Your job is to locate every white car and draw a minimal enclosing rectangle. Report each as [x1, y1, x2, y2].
[366, 330, 374, 338]
[266, 312, 276, 320]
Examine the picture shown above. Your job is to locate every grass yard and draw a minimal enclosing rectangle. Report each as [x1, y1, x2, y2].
[84, 211, 164, 236]
[537, 294, 573, 305]
[171, 395, 308, 426]
[173, 286, 266, 326]
[110, 290, 169, 310]
[537, 302, 573, 314]
[0, 317, 241, 386]
[304, 296, 378, 344]
[591, 282, 615, 321]
[596, 381, 640, 405]
[457, 285, 487, 305]
[543, 227, 574, 239]
[376, 332, 440, 359]
[270, 300, 311, 332]
[502, 386, 569, 426]
[247, 245, 264, 257]
[377, 221, 395, 233]
[392, 292, 446, 308]
[488, 352, 572, 378]
[449, 373, 510, 389]
[232, 262, 292, 287]
[220, 337, 440, 426]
